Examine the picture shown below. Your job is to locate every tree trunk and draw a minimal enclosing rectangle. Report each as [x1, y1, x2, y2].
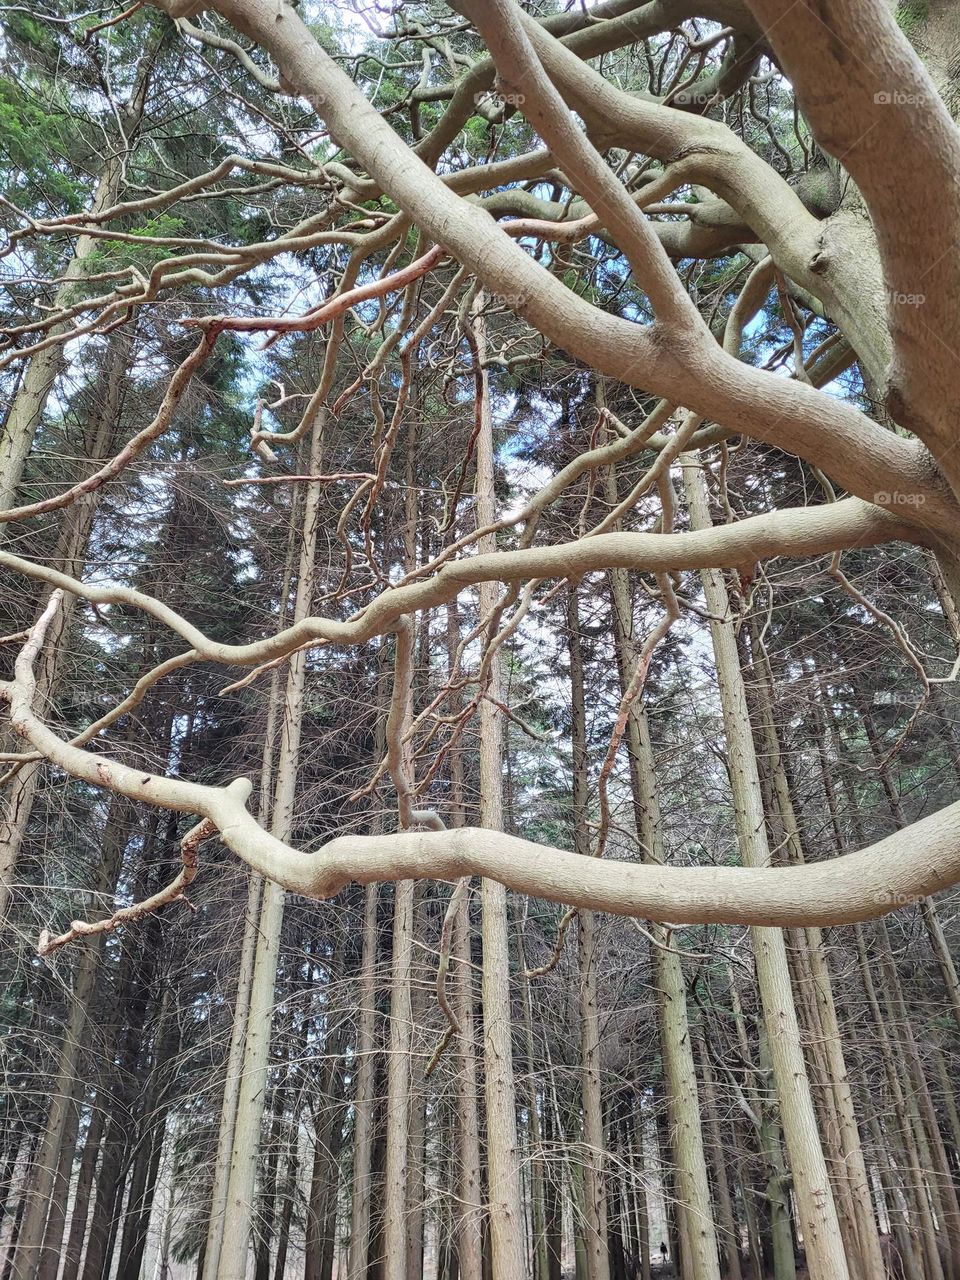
[604, 453, 720, 1280]
[254, 1049, 287, 1280]
[272, 1142, 297, 1280]
[201, 637, 285, 1280]
[745, 625, 883, 1280]
[32, 1094, 81, 1280]
[446, 600, 484, 1280]
[382, 894, 415, 1280]
[681, 454, 850, 1280]
[345, 881, 380, 1280]
[520, 961, 548, 1280]
[216, 410, 326, 1279]
[57, 1105, 105, 1280]
[0, 323, 136, 921]
[406, 944, 427, 1280]
[855, 927, 946, 1280]
[473, 292, 526, 1276]
[304, 1008, 350, 1280]
[566, 587, 611, 1280]
[697, 1035, 743, 1280]
[381, 412, 425, 1280]
[631, 1115, 650, 1280]
[114, 1019, 174, 1280]
[11, 795, 132, 1280]
[0, 144, 132, 519]
[875, 925, 960, 1277]
[200, 869, 265, 1280]
[542, 1103, 563, 1280]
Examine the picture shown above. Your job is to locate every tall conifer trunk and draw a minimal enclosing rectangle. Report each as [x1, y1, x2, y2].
[566, 587, 610, 1280]
[215, 410, 326, 1279]
[603, 448, 721, 1280]
[473, 293, 526, 1275]
[680, 454, 850, 1280]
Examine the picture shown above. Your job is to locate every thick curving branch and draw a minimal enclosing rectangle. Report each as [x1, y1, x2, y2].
[746, 0, 960, 472]
[0, 498, 923, 671]
[455, 0, 702, 328]
[6, 597, 960, 932]
[511, 5, 893, 382]
[147, 0, 957, 538]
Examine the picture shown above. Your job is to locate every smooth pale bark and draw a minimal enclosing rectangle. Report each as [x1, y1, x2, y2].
[345, 882, 380, 1280]
[13, 0, 960, 1029]
[204, 506, 294, 1280]
[696, 1036, 743, 1280]
[446, 601, 484, 1280]
[745, 0, 960, 479]
[566, 588, 610, 1280]
[200, 868, 264, 1280]
[681, 455, 850, 1280]
[13, 642, 960, 929]
[605, 460, 720, 1280]
[149, 0, 960, 542]
[0, 494, 921, 681]
[382, 874, 415, 1280]
[746, 627, 883, 1280]
[215, 411, 325, 1279]
[474, 295, 526, 1275]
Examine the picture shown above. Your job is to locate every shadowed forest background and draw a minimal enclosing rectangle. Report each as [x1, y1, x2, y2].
[1, 2, 960, 1280]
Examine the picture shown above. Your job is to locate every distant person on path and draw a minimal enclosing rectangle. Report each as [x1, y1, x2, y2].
[659, 1240, 668, 1267]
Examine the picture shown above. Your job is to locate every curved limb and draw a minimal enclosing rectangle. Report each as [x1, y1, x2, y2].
[148, 0, 954, 528]
[0, 497, 924, 670]
[6, 601, 960, 931]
